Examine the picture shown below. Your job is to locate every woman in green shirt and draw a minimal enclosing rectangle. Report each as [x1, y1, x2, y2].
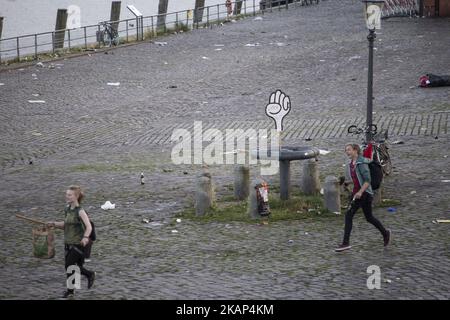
[48, 185, 95, 298]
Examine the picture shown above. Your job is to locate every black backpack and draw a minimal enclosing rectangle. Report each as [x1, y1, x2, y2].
[368, 161, 383, 191]
[85, 214, 96, 241]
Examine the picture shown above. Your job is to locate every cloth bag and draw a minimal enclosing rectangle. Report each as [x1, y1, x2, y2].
[32, 226, 55, 259]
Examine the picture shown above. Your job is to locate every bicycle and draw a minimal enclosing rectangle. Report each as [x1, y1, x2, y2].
[98, 21, 120, 47]
[347, 124, 393, 176]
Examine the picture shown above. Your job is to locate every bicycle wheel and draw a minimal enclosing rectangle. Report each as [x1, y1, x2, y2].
[112, 32, 120, 46]
[347, 125, 358, 134]
[378, 144, 393, 176]
[104, 32, 113, 47]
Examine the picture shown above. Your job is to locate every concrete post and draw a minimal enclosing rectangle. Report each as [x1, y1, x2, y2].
[419, 0, 424, 17]
[324, 176, 341, 214]
[0, 17, 3, 39]
[194, 0, 206, 23]
[54, 9, 68, 49]
[302, 159, 320, 195]
[110, 1, 121, 33]
[157, 0, 169, 32]
[0, 17, 3, 63]
[234, 1, 244, 14]
[280, 160, 290, 200]
[234, 165, 250, 200]
[195, 171, 215, 216]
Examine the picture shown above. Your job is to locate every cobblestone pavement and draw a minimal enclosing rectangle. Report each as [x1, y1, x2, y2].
[0, 0, 449, 299]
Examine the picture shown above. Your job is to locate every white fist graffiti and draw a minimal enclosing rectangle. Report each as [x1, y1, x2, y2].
[67, 5, 81, 29]
[265, 90, 291, 132]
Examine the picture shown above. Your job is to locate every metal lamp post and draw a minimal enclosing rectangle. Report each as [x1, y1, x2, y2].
[362, 0, 384, 142]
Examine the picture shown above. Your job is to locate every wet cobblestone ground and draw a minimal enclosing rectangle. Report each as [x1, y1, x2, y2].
[0, 0, 449, 299]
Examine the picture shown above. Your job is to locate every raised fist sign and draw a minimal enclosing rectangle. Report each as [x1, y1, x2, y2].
[265, 90, 291, 132]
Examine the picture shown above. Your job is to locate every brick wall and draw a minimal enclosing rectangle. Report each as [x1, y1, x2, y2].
[422, 0, 450, 17]
[438, 0, 450, 16]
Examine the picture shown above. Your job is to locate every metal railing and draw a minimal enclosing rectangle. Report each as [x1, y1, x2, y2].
[0, 0, 320, 64]
[382, 0, 419, 18]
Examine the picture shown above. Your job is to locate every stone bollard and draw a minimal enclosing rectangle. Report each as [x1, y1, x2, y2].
[233, 0, 243, 15]
[194, 0, 206, 24]
[157, 0, 169, 32]
[234, 165, 249, 200]
[54, 9, 68, 49]
[324, 176, 341, 214]
[110, 1, 122, 34]
[302, 159, 320, 195]
[248, 178, 270, 219]
[195, 171, 215, 216]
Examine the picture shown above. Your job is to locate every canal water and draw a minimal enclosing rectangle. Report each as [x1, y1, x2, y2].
[0, 0, 254, 60]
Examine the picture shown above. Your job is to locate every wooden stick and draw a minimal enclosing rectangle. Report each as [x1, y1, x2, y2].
[16, 214, 46, 225]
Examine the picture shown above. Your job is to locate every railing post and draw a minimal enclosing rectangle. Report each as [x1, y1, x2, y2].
[97, 24, 101, 47]
[68, 29, 71, 49]
[151, 16, 155, 37]
[253, 0, 256, 16]
[207, 7, 210, 27]
[141, 16, 144, 40]
[244, 0, 247, 15]
[84, 27, 87, 49]
[34, 34, 38, 60]
[126, 19, 129, 41]
[136, 17, 139, 41]
[16, 37, 20, 61]
[52, 32, 55, 53]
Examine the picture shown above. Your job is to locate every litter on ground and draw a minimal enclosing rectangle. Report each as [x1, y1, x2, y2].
[101, 201, 116, 210]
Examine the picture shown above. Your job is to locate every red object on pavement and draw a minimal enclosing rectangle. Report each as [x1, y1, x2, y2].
[419, 75, 430, 87]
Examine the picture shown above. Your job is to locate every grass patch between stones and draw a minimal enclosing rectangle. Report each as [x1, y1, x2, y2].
[178, 192, 336, 223]
[379, 198, 402, 207]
